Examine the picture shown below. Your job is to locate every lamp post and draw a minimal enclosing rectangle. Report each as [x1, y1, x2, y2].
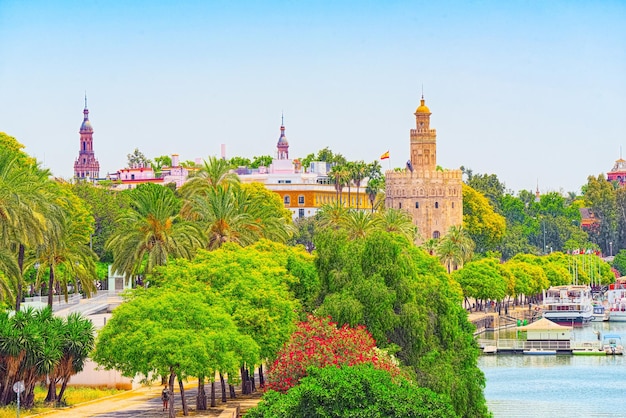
[543, 219, 547, 255]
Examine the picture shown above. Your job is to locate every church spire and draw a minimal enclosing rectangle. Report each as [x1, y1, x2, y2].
[277, 113, 289, 160]
[74, 95, 100, 181]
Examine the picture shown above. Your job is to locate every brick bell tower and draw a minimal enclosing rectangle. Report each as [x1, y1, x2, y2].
[73, 94, 100, 181]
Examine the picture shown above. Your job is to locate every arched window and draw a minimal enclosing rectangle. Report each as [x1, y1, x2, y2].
[415, 201, 419, 209]
[399, 202, 402, 209]
[435, 202, 439, 209]
[298, 195, 305, 205]
[284, 195, 291, 205]
[452, 202, 455, 209]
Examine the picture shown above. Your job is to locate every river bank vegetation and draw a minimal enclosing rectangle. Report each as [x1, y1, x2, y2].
[1, 134, 622, 417]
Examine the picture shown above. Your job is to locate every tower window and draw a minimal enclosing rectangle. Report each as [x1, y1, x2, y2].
[435, 202, 439, 209]
[433, 231, 440, 239]
[452, 202, 455, 208]
[415, 202, 419, 209]
[399, 202, 402, 209]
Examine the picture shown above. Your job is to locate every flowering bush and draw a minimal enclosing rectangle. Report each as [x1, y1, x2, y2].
[267, 315, 404, 392]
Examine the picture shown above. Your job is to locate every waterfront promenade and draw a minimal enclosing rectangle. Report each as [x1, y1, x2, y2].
[31, 381, 262, 418]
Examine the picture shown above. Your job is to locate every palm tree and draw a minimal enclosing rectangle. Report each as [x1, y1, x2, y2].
[341, 210, 380, 240]
[443, 225, 475, 268]
[436, 238, 463, 274]
[182, 156, 239, 196]
[375, 208, 417, 242]
[365, 178, 384, 213]
[421, 238, 439, 256]
[317, 201, 349, 230]
[0, 152, 53, 311]
[350, 161, 368, 210]
[328, 165, 349, 205]
[106, 183, 203, 282]
[184, 184, 291, 250]
[53, 313, 95, 403]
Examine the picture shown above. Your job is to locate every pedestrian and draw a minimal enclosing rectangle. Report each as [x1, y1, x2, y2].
[161, 385, 170, 411]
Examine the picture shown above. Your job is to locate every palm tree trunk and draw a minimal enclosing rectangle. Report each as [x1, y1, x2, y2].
[16, 244, 25, 312]
[47, 264, 55, 308]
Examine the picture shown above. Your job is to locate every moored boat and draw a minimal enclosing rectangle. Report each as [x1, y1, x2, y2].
[592, 303, 610, 322]
[541, 285, 593, 325]
[523, 348, 557, 355]
[572, 342, 605, 356]
[602, 334, 624, 355]
[606, 278, 626, 322]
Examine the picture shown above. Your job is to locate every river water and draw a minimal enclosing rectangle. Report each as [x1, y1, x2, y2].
[478, 320, 626, 417]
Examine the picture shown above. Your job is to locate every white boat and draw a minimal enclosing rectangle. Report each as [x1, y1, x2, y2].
[541, 285, 594, 325]
[602, 334, 624, 355]
[523, 348, 557, 355]
[571, 342, 605, 356]
[606, 278, 626, 322]
[592, 303, 610, 321]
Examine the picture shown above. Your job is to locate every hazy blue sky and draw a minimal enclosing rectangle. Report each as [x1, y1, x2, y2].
[1, 1, 624, 194]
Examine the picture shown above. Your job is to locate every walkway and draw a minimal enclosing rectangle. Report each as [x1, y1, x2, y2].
[31, 383, 261, 418]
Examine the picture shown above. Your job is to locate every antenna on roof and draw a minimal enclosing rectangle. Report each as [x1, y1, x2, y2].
[84, 91, 88, 109]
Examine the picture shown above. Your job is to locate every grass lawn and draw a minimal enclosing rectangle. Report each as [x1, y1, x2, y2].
[0, 386, 125, 418]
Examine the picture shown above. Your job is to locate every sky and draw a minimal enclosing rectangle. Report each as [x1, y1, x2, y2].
[0, 1, 624, 195]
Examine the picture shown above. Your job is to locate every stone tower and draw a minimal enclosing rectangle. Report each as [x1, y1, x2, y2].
[384, 96, 463, 243]
[73, 95, 100, 181]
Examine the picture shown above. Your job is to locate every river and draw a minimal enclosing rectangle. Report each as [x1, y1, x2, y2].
[478, 320, 626, 417]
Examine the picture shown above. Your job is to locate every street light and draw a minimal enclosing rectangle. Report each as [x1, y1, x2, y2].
[543, 219, 547, 255]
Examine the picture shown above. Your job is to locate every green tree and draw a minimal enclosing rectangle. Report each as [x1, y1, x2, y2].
[126, 148, 151, 168]
[452, 258, 506, 310]
[247, 364, 457, 418]
[313, 229, 489, 417]
[93, 282, 257, 418]
[613, 250, 626, 276]
[228, 156, 251, 168]
[584, 174, 618, 255]
[251, 155, 273, 168]
[71, 182, 130, 262]
[151, 155, 173, 176]
[463, 184, 506, 254]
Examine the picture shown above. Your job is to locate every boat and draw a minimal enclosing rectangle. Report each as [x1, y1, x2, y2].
[572, 342, 605, 356]
[592, 303, 610, 321]
[541, 285, 593, 325]
[602, 334, 624, 355]
[606, 278, 626, 322]
[523, 348, 557, 355]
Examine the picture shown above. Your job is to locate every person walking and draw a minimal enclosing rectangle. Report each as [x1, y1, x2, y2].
[161, 385, 171, 411]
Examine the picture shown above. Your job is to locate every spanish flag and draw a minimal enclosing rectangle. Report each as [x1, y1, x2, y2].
[380, 151, 390, 160]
